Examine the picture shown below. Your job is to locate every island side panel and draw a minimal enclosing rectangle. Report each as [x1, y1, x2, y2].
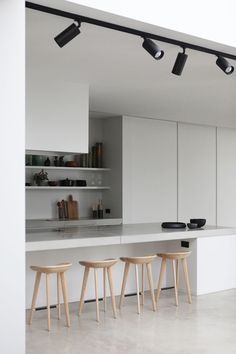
[196, 235, 236, 295]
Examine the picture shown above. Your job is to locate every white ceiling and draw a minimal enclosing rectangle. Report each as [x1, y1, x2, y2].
[26, 0, 236, 128]
[70, 0, 236, 48]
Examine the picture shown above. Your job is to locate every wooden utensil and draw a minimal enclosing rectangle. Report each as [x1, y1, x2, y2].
[67, 195, 79, 219]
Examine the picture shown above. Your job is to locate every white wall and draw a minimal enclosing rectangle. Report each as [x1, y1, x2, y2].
[123, 116, 177, 223]
[178, 123, 216, 224]
[217, 128, 236, 227]
[0, 1, 25, 354]
[70, 0, 236, 48]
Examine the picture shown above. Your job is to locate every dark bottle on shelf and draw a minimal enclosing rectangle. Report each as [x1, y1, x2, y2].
[54, 156, 58, 166]
[81, 153, 88, 167]
[96, 142, 103, 168]
[44, 157, 51, 166]
[97, 199, 103, 219]
[59, 156, 65, 167]
[88, 151, 92, 168]
[92, 146, 97, 168]
[92, 204, 98, 219]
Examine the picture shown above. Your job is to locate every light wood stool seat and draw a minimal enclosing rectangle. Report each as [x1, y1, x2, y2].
[119, 255, 157, 314]
[78, 258, 118, 322]
[156, 251, 192, 306]
[29, 262, 72, 331]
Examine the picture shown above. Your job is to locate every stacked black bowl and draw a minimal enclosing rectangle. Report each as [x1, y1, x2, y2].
[187, 218, 206, 229]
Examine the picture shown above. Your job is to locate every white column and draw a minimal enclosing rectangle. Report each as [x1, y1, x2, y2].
[0, 1, 25, 354]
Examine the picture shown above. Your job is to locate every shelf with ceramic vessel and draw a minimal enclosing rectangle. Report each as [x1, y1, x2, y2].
[26, 186, 110, 190]
[25, 166, 110, 171]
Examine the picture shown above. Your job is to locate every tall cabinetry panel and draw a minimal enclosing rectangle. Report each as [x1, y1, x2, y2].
[123, 116, 177, 224]
[217, 127, 236, 227]
[26, 80, 89, 154]
[178, 123, 216, 224]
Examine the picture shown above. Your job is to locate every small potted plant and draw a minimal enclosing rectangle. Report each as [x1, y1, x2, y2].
[33, 169, 49, 186]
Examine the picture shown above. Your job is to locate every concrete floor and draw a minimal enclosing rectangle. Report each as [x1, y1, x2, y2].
[26, 289, 236, 354]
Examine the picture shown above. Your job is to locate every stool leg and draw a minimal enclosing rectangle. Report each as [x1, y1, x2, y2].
[181, 258, 192, 304]
[46, 273, 51, 331]
[107, 267, 117, 319]
[176, 259, 179, 290]
[135, 264, 140, 314]
[94, 269, 99, 322]
[57, 272, 61, 320]
[78, 267, 90, 317]
[141, 264, 145, 306]
[29, 271, 41, 325]
[103, 268, 106, 312]
[119, 262, 130, 309]
[60, 272, 70, 327]
[146, 263, 156, 311]
[155, 258, 166, 303]
[172, 260, 179, 306]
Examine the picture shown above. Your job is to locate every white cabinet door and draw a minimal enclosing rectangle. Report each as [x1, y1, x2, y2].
[123, 116, 177, 223]
[178, 123, 216, 224]
[217, 127, 236, 227]
[26, 80, 89, 154]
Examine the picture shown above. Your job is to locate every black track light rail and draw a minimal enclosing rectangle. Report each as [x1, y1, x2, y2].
[26, 1, 236, 61]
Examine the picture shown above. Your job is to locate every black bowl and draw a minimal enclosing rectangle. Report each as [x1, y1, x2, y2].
[190, 218, 206, 228]
[187, 223, 199, 229]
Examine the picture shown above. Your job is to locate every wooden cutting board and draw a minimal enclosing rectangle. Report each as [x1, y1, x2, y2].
[67, 195, 79, 219]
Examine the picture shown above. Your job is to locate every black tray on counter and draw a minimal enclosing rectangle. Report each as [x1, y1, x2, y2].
[161, 222, 186, 229]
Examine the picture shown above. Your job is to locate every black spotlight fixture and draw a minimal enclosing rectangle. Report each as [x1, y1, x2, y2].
[54, 21, 81, 48]
[142, 38, 164, 60]
[172, 48, 188, 76]
[216, 56, 234, 75]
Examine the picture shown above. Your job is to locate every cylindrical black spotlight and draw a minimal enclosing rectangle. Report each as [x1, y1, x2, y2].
[142, 38, 164, 60]
[216, 56, 234, 75]
[54, 22, 81, 48]
[172, 48, 188, 76]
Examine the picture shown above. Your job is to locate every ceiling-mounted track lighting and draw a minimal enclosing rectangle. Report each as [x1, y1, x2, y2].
[26, 2, 236, 77]
[142, 38, 164, 60]
[172, 48, 188, 76]
[54, 21, 81, 48]
[216, 56, 234, 75]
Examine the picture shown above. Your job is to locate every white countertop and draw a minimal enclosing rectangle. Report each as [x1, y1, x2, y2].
[26, 223, 236, 252]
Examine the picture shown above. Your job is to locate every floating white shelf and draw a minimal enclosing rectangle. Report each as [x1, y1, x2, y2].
[25, 166, 110, 171]
[26, 186, 110, 190]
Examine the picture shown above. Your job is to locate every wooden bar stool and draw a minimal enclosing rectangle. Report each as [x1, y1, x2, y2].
[78, 259, 118, 322]
[156, 251, 192, 306]
[119, 255, 157, 314]
[29, 263, 72, 331]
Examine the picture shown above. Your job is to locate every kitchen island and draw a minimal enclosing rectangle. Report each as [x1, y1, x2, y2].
[26, 223, 236, 251]
[25, 223, 236, 308]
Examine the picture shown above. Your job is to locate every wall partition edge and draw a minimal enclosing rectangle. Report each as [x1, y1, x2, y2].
[0, 1, 25, 354]
[216, 127, 218, 226]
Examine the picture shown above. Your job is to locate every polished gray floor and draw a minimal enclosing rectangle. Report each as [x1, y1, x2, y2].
[26, 289, 236, 354]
